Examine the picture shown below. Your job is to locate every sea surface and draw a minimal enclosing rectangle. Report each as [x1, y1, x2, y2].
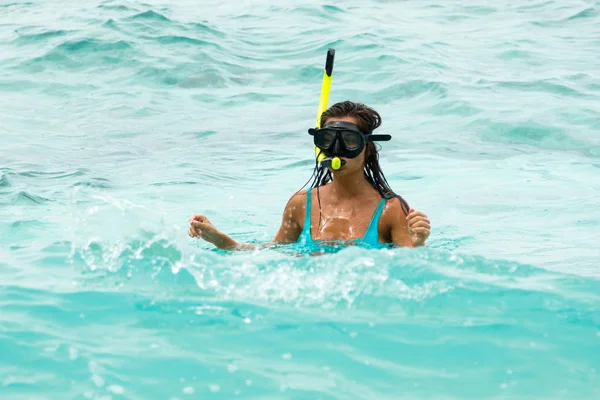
[1, 0, 600, 399]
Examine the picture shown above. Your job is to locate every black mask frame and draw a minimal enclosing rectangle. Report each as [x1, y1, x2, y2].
[308, 121, 391, 159]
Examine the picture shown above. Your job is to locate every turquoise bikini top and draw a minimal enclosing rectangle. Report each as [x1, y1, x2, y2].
[297, 187, 388, 250]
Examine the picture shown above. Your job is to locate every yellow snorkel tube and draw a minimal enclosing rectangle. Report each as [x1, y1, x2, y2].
[314, 48, 343, 171]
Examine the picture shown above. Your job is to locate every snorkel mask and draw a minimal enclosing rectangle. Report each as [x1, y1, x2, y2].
[308, 121, 391, 170]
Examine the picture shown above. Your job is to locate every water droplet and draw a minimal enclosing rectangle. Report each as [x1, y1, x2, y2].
[182, 386, 194, 394]
[282, 353, 292, 360]
[245, 380, 252, 386]
[500, 383, 507, 389]
[244, 317, 251, 324]
[91, 374, 105, 388]
[507, 369, 513, 375]
[108, 385, 125, 394]
[227, 364, 238, 373]
[68, 347, 78, 360]
[44, 345, 57, 353]
[350, 332, 358, 338]
[209, 384, 220, 393]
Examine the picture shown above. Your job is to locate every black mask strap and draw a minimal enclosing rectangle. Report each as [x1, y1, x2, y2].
[368, 134, 392, 142]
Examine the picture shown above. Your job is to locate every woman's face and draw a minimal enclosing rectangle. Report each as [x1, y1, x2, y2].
[321, 116, 367, 174]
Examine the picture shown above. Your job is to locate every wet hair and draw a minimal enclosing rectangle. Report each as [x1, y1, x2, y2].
[303, 100, 410, 217]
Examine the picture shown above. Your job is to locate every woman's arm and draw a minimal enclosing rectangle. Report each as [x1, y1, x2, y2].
[386, 198, 430, 247]
[189, 192, 306, 251]
[272, 191, 305, 243]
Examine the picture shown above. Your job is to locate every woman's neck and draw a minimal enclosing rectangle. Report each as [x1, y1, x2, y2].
[329, 170, 374, 200]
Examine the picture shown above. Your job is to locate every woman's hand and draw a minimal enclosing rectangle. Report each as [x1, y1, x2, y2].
[406, 208, 430, 246]
[188, 214, 233, 248]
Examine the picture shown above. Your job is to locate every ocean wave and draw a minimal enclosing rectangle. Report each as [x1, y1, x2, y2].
[97, 2, 137, 13]
[565, 7, 599, 21]
[370, 80, 449, 101]
[16, 170, 87, 179]
[55, 38, 134, 54]
[0, 2, 34, 10]
[493, 79, 592, 98]
[10, 191, 52, 205]
[44, 231, 600, 310]
[17, 38, 141, 72]
[0, 79, 38, 92]
[1, 231, 598, 398]
[0, 172, 11, 188]
[124, 10, 171, 22]
[154, 34, 221, 48]
[12, 29, 71, 44]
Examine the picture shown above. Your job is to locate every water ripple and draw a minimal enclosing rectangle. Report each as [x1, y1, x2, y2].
[97, 3, 137, 13]
[126, 9, 171, 22]
[565, 7, 598, 21]
[18, 37, 140, 72]
[12, 29, 71, 44]
[0, 172, 11, 188]
[11, 191, 52, 205]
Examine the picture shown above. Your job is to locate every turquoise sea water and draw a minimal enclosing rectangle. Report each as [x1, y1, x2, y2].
[2, 0, 600, 398]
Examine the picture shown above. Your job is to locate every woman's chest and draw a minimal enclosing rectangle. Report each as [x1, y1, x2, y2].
[307, 201, 385, 241]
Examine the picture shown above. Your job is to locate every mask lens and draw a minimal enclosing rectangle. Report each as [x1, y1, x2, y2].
[341, 131, 362, 150]
[316, 130, 336, 148]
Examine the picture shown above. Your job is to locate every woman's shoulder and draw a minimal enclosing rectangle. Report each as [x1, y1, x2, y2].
[288, 185, 327, 202]
[290, 188, 308, 200]
[284, 189, 309, 210]
[280, 189, 310, 223]
[381, 193, 410, 219]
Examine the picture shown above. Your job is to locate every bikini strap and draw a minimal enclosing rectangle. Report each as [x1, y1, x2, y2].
[304, 188, 312, 232]
[363, 197, 387, 242]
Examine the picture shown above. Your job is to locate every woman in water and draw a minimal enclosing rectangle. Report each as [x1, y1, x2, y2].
[188, 101, 431, 250]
